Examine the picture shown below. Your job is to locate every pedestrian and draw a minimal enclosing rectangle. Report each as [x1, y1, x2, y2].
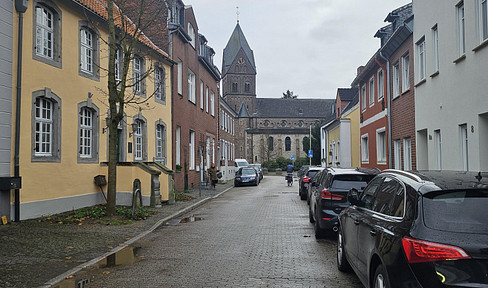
[208, 163, 219, 189]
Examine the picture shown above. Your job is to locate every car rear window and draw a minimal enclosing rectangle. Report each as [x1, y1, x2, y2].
[241, 169, 255, 176]
[423, 189, 488, 233]
[307, 170, 320, 178]
[330, 174, 375, 191]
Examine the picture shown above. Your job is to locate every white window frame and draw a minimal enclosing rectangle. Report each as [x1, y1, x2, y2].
[114, 47, 121, 82]
[156, 124, 165, 158]
[394, 140, 402, 170]
[377, 69, 384, 101]
[403, 137, 412, 171]
[416, 39, 426, 81]
[434, 130, 442, 170]
[79, 107, 93, 158]
[177, 59, 183, 95]
[402, 54, 410, 91]
[361, 134, 369, 164]
[392, 62, 400, 97]
[210, 91, 215, 116]
[460, 124, 468, 171]
[361, 85, 366, 111]
[134, 120, 143, 161]
[479, 0, 488, 42]
[155, 67, 165, 102]
[35, 97, 53, 156]
[188, 23, 195, 48]
[80, 28, 93, 74]
[36, 6, 54, 59]
[369, 77, 374, 107]
[376, 128, 387, 164]
[432, 25, 439, 73]
[189, 130, 195, 170]
[133, 55, 144, 94]
[457, 2, 466, 56]
[188, 69, 196, 103]
[200, 81, 204, 109]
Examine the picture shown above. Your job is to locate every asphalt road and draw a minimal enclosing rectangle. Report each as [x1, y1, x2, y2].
[83, 175, 363, 287]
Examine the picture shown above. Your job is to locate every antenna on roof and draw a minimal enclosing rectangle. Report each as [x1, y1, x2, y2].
[236, 6, 240, 23]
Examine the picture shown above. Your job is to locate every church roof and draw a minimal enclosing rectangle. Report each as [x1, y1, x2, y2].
[222, 23, 256, 75]
[238, 102, 250, 118]
[254, 98, 335, 118]
[337, 88, 358, 101]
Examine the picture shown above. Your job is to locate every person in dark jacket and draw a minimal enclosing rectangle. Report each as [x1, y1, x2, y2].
[208, 163, 219, 189]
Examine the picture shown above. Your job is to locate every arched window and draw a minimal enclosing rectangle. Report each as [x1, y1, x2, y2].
[285, 137, 291, 151]
[268, 136, 274, 151]
[78, 101, 99, 163]
[155, 121, 167, 163]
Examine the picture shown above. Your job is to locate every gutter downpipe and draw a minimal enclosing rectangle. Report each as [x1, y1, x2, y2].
[376, 52, 391, 169]
[14, 2, 27, 222]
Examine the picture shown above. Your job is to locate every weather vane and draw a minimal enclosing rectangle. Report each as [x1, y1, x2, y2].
[236, 6, 240, 23]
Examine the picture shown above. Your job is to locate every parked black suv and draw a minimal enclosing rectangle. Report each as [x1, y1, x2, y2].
[337, 170, 488, 288]
[309, 167, 378, 238]
[299, 166, 324, 201]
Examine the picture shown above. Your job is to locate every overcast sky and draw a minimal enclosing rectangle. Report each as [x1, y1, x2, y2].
[188, 0, 410, 99]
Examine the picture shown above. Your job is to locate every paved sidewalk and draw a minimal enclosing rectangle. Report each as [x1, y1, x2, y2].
[0, 182, 234, 288]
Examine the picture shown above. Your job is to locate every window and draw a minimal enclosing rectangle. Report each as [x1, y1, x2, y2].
[200, 81, 204, 109]
[232, 82, 238, 93]
[402, 54, 410, 91]
[268, 136, 274, 151]
[434, 129, 442, 169]
[80, 28, 94, 74]
[403, 137, 412, 170]
[479, 0, 488, 42]
[457, 2, 466, 56]
[377, 129, 386, 164]
[210, 91, 215, 116]
[114, 47, 121, 83]
[394, 140, 402, 170]
[369, 77, 374, 107]
[360, 177, 383, 210]
[361, 134, 369, 163]
[188, 23, 195, 47]
[176, 126, 181, 165]
[392, 62, 400, 97]
[361, 85, 366, 111]
[432, 25, 439, 72]
[285, 137, 291, 151]
[133, 55, 145, 95]
[188, 69, 196, 103]
[189, 130, 195, 170]
[205, 86, 209, 113]
[460, 124, 468, 171]
[377, 69, 384, 100]
[177, 59, 182, 95]
[34, 2, 61, 67]
[78, 102, 100, 163]
[32, 88, 61, 162]
[155, 121, 166, 161]
[245, 82, 250, 92]
[416, 39, 426, 81]
[155, 66, 165, 103]
[134, 120, 144, 161]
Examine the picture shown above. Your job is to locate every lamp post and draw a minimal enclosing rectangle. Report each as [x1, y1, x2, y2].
[309, 124, 312, 165]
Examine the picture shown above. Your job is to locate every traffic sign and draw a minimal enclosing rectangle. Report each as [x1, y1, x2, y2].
[308, 150, 313, 158]
[291, 155, 295, 160]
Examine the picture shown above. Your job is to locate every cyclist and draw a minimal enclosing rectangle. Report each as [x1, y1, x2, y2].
[286, 164, 294, 186]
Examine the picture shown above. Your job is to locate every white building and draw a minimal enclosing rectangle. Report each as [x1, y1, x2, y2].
[413, 0, 488, 171]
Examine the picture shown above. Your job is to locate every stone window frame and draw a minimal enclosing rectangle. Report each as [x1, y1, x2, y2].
[77, 100, 100, 163]
[154, 63, 166, 104]
[132, 114, 148, 161]
[133, 54, 146, 96]
[155, 119, 167, 162]
[31, 88, 62, 162]
[33, 0, 62, 68]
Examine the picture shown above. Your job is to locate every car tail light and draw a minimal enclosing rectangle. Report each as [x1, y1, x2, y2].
[402, 237, 471, 263]
[321, 190, 343, 200]
[303, 177, 310, 183]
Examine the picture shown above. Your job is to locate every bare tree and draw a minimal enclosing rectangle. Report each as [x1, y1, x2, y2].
[105, 0, 167, 215]
[282, 90, 298, 99]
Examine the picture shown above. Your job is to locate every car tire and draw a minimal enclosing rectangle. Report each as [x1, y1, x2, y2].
[300, 191, 307, 201]
[337, 228, 352, 272]
[314, 211, 326, 239]
[309, 207, 315, 223]
[373, 264, 390, 288]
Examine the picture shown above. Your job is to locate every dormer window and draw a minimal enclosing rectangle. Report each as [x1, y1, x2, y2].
[188, 23, 195, 47]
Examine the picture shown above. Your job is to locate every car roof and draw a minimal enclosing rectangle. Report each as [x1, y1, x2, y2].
[307, 167, 324, 171]
[380, 170, 488, 194]
[326, 167, 380, 175]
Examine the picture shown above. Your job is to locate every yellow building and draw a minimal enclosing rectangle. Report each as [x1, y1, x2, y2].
[10, 0, 173, 220]
[321, 88, 360, 168]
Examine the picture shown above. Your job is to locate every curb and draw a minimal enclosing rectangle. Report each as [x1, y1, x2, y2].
[41, 186, 233, 288]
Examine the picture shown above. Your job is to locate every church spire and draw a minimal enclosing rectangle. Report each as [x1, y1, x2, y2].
[236, 6, 240, 23]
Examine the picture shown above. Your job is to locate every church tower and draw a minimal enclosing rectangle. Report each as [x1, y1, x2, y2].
[222, 23, 257, 114]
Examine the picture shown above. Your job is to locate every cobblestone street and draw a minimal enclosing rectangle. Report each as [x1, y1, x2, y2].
[83, 176, 363, 287]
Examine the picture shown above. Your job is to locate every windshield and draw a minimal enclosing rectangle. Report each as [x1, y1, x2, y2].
[423, 189, 488, 233]
[241, 169, 256, 176]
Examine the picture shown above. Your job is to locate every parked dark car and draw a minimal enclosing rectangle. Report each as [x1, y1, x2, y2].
[234, 167, 259, 187]
[337, 170, 488, 288]
[307, 168, 328, 205]
[309, 167, 378, 238]
[249, 164, 263, 181]
[297, 165, 310, 179]
[299, 166, 324, 201]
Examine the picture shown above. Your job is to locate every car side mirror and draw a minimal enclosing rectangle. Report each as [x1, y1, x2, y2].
[348, 188, 360, 205]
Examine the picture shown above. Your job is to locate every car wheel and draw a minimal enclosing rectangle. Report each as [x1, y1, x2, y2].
[300, 191, 307, 201]
[314, 211, 326, 239]
[234, 182, 239, 187]
[337, 228, 352, 272]
[373, 264, 390, 288]
[309, 207, 315, 223]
